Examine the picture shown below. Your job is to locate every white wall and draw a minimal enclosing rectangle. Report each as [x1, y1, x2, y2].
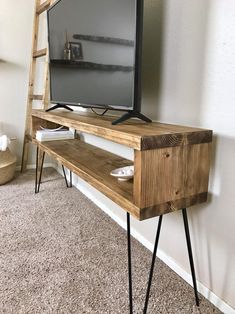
[145, 0, 235, 309]
[72, 0, 235, 310]
[146, 0, 235, 309]
[1, 0, 235, 311]
[0, 0, 34, 163]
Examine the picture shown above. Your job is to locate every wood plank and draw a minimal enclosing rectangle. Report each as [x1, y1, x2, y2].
[32, 110, 213, 150]
[133, 143, 211, 209]
[134, 146, 185, 208]
[33, 48, 47, 58]
[42, 62, 49, 110]
[139, 192, 208, 220]
[184, 143, 211, 196]
[32, 139, 140, 217]
[30, 94, 43, 100]
[37, 0, 51, 14]
[22, 0, 54, 171]
[21, 0, 41, 172]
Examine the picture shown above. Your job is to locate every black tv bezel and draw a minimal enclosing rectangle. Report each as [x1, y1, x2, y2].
[47, 0, 144, 113]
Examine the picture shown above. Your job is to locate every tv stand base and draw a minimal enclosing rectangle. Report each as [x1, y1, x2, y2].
[46, 104, 73, 112]
[112, 111, 152, 125]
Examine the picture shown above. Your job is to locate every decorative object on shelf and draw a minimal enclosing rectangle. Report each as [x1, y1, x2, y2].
[110, 165, 134, 181]
[0, 135, 9, 151]
[0, 132, 16, 185]
[36, 129, 74, 142]
[63, 30, 71, 60]
[69, 42, 83, 60]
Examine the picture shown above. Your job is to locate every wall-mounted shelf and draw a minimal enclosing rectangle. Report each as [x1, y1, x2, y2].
[73, 34, 134, 46]
[32, 109, 212, 221]
[50, 59, 133, 72]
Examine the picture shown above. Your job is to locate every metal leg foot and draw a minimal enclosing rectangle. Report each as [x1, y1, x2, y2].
[143, 215, 163, 314]
[127, 212, 133, 314]
[182, 208, 200, 306]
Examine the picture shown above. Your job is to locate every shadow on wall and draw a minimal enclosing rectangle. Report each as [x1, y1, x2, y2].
[142, 0, 211, 125]
[0, 59, 24, 69]
[142, 0, 235, 305]
[190, 134, 235, 304]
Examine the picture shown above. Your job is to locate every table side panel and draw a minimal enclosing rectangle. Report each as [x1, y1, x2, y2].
[139, 193, 208, 220]
[184, 142, 211, 197]
[134, 143, 211, 215]
[134, 146, 185, 208]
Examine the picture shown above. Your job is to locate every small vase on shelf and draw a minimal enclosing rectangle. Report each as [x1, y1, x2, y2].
[63, 30, 71, 60]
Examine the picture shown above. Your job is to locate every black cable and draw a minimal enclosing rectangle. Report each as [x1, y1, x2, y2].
[91, 108, 109, 116]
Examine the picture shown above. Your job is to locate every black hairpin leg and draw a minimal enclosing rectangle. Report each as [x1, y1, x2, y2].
[37, 151, 45, 193]
[35, 147, 45, 194]
[127, 212, 133, 314]
[143, 215, 163, 314]
[62, 165, 69, 187]
[62, 165, 73, 188]
[70, 170, 72, 187]
[35, 146, 39, 194]
[182, 208, 200, 306]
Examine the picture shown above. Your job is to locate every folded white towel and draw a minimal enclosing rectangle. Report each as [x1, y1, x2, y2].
[0, 135, 9, 151]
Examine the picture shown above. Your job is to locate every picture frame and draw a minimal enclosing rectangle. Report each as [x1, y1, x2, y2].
[69, 42, 83, 60]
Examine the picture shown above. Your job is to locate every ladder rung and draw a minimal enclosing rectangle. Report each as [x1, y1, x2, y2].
[30, 94, 43, 100]
[33, 48, 47, 58]
[37, 0, 51, 14]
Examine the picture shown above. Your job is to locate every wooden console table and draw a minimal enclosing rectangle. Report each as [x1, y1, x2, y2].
[31, 109, 212, 313]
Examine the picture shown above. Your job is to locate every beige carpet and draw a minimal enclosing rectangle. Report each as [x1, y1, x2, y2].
[0, 169, 221, 314]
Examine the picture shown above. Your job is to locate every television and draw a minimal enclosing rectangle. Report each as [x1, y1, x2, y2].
[47, 0, 151, 124]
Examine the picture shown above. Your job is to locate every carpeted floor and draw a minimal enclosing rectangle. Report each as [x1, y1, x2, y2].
[0, 169, 221, 313]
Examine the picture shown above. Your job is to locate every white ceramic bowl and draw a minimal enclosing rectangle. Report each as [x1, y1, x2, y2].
[110, 165, 134, 181]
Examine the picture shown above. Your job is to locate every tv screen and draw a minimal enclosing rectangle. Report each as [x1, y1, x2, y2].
[47, 0, 142, 111]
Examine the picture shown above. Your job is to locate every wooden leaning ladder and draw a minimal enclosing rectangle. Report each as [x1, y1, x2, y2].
[21, 0, 54, 172]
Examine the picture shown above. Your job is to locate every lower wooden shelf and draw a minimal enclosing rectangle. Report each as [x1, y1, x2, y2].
[32, 138, 142, 217]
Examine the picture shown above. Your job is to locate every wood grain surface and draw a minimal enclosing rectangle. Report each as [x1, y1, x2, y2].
[134, 143, 211, 210]
[31, 110, 212, 220]
[32, 110, 212, 150]
[32, 139, 139, 216]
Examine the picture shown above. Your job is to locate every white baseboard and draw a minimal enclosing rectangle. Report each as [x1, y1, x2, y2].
[16, 163, 55, 171]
